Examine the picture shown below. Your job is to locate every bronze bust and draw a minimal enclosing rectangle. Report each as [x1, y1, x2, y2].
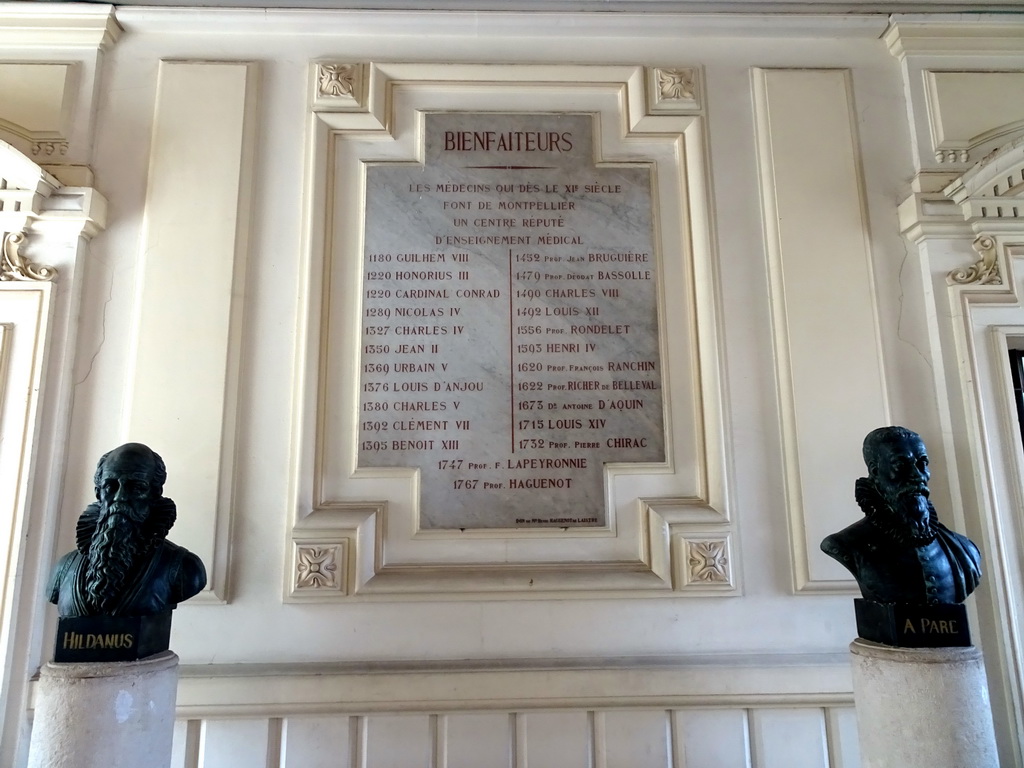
[48, 443, 206, 618]
[821, 426, 981, 605]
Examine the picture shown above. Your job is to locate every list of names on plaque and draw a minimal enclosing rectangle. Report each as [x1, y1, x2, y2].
[358, 113, 664, 529]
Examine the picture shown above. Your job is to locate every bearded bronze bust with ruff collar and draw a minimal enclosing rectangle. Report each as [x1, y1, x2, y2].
[48, 444, 206, 659]
[821, 427, 982, 647]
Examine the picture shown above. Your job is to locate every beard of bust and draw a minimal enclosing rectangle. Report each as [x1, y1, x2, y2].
[83, 500, 147, 613]
[875, 481, 936, 546]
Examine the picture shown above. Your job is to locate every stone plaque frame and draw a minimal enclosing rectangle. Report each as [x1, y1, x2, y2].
[289, 62, 734, 599]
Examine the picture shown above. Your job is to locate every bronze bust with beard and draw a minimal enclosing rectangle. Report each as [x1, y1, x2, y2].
[821, 426, 981, 606]
[48, 443, 206, 618]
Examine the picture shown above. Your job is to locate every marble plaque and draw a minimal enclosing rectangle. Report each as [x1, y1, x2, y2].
[359, 113, 664, 529]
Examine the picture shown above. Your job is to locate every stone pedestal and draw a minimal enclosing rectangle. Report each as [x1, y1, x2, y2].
[27, 651, 178, 768]
[850, 639, 998, 768]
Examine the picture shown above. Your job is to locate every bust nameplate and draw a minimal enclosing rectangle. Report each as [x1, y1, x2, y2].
[854, 599, 971, 648]
[54, 611, 172, 663]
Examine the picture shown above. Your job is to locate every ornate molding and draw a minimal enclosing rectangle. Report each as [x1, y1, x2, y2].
[31, 141, 68, 159]
[885, 19, 1024, 61]
[686, 539, 730, 585]
[658, 68, 696, 102]
[1, 232, 56, 282]
[294, 543, 342, 592]
[318, 63, 356, 98]
[647, 66, 701, 114]
[0, 6, 121, 50]
[949, 234, 1001, 286]
[935, 149, 969, 165]
[312, 62, 365, 112]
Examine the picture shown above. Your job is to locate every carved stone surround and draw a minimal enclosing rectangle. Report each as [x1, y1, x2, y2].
[291, 61, 732, 601]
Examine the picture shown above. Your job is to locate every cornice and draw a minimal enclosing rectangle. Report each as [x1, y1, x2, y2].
[885, 14, 1024, 61]
[0, 3, 121, 50]
[110, 0, 1024, 10]
[115, 7, 889, 38]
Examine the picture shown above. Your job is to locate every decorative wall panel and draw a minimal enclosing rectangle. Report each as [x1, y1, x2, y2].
[364, 714, 435, 768]
[522, 711, 590, 768]
[280, 715, 352, 768]
[674, 709, 750, 767]
[198, 718, 275, 768]
[129, 60, 259, 602]
[752, 68, 889, 593]
[750, 708, 829, 768]
[445, 714, 511, 768]
[599, 709, 671, 768]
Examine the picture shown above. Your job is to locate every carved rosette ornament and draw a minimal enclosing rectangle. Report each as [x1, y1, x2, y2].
[295, 545, 340, 590]
[948, 234, 1001, 286]
[1, 231, 57, 282]
[687, 539, 729, 584]
[657, 68, 696, 102]
[318, 64, 357, 98]
[647, 67, 700, 115]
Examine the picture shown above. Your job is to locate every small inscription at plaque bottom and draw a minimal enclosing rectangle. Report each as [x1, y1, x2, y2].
[358, 113, 665, 529]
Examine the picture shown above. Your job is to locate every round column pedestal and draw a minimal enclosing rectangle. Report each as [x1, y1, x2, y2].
[28, 650, 178, 768]
[850, 639, 998, 768]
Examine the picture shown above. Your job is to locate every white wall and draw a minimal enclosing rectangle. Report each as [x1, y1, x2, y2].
[2, 6, 1023, 767]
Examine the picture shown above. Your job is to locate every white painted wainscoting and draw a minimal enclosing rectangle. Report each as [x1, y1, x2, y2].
[173, 707, 860, 768]
[161, 657, 859, 768]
